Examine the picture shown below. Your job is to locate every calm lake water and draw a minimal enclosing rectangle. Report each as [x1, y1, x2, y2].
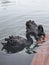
[0, 0, 49, 65]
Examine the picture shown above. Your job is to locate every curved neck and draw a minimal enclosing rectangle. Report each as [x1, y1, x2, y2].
[26, 33, 33, 44]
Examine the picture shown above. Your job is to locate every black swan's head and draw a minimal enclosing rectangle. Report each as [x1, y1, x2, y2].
[38, 25, 43, 32]
[38, 25, 46, 41]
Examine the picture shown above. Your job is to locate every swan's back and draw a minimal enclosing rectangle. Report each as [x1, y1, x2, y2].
[1, 35, 32, 48]
[12, 36, 27, 44]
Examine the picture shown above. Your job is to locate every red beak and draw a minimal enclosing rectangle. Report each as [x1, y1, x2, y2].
[42, 35, 46, 41]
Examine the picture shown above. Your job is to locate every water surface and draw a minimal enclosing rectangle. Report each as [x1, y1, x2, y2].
[0, 0, 49, 65]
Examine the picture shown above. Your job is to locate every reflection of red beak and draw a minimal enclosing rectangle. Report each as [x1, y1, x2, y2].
[42, 35, 46, 41]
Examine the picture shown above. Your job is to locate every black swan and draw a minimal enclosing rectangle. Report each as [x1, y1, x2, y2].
[1, 20, 46, 53]
[1, 35, 33, 53]
[26, 20, 46, 43]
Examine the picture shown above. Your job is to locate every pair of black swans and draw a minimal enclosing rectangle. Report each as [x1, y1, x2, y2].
[1, 20, 46, 53]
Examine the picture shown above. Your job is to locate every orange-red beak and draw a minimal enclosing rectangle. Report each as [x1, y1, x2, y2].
[42, 35, 46, 41]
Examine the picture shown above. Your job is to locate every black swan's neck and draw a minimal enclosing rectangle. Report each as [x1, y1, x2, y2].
[26, 33, 33, 44]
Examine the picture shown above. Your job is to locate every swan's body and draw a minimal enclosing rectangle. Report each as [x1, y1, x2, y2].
[2, 35, 33, 46]
[1, 35, 33, 53]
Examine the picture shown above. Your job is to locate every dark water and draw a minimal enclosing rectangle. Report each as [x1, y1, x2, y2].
[0, 0, 49, 65]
